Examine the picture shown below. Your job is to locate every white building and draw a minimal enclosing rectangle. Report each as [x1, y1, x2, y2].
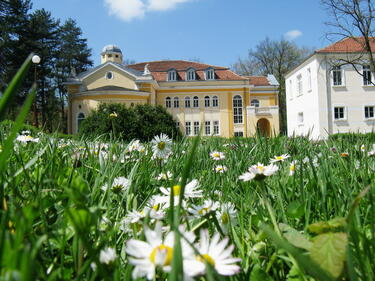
[285, 37, 375, 139]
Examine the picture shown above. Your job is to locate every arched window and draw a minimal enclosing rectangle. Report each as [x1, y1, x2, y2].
[251, 99, 260, 107]
[168, 69, 177, 81]
[205, 68, 215, 80]
[77, 113, 85, 131]
[193, 96, 199, 108]
[233, 95, 243, 124]
[204, 96, 210, 107]
[185, 96, 191, 108]
[212, 96, 219, 107]
[173, 97, 179, 108]
[165, 97, 171, 108]
[186, 68, 196, 81]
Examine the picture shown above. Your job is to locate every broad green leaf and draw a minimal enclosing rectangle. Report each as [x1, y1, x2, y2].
[250, 264, 275, 281]
[310, 232, 348, 279]
[308, 217, 347, 235]
[286, 201, 305, 219]
[279, 223, 312, 250]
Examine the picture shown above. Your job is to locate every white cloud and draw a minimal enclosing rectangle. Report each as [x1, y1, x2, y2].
[104, 0, 195, 21]
[284, 30, 303, 40]
[104, 0, 146, 22]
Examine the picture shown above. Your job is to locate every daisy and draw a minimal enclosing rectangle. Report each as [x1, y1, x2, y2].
[151, 133, 172, 159]
[360, 144, 365, 152]
[99, 247, 117, 264]
[214, 165, 227, 173]
[159, 179, 203, 206]
[239, 163, 278, 181]
[188, 199, 220, 218]
[217, 202, 237, 232]
[127, 140, 145, 153]
[270, 154, 290, 163]
[16, 135, 39, 143]
[210, 151, 225, 160]
[186, 229, 241, 276]
[156, 171, 173, 181]
[289, 160, 297, 176]
[125, 222, 196, 280]
[101, 177, 130, 193]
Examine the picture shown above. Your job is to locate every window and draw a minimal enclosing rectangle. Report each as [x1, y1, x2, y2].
[365, 106, 375, 119]
[175, 121, 180, 128]
[332, 66, 343, 86]
[334, 106, 345, 120]
[233, 95, 243, 124]
[205, 121, 211, 135]
[298, 112, 304, 124]
[212, 96, 219, 107]
[77, 113, 85, 131]
[363, 65, 372, 86]
[289, 80, 293, 100]
[185, 122, 191, 136]
[186, 68, 196, 81]
[165, 97, 171, 108]
[297, 74, 303, 96]
[168, 69, 177, 81]
[173, 97, 179, 108]
[194, 121, 200, 135]
[205, 68, 215, 80]
[204, 96, 210, 107]
[307, 68, 312, 91]
[193, 96, 199, 108]
[185, 97, 191, 108]
[106, 71, 113, 80]
[251, 99, 260, 107]
[213, 121, 219, 135]
[234, 131, 244, 137]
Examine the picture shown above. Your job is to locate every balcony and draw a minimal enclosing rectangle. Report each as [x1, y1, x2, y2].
[247, 106, 279, 116]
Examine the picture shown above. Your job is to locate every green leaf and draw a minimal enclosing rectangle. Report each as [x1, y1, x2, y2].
[310, 232, 348, 279]
[308, 217, 347, 235]
[286, 201, 305, 219]
[279, 223, 312, 250]
[250, 264, 275, 281]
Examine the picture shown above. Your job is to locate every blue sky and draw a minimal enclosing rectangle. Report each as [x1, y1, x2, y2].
[32, 0, 330, 67]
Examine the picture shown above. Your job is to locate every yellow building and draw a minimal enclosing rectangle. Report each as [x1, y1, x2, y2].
[65, 45, 280, 137]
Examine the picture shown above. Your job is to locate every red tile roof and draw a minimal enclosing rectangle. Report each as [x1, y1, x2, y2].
[127, 60, 244, 82]
[316, 37, 375, 53]
[243, 76, 271, 86]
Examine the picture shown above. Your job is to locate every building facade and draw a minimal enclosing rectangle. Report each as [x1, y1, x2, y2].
[286, 38, 375, 139]
[65, 45, 280, 137]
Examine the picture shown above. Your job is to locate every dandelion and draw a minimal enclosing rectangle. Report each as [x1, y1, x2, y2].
[214, 165, 227, 173]
[186, 229, 241, 276]
[270, 154, 290, 163]
[188, 199, 220, 217]
[151, 133, 172, 159]
[109, 112, 118, 118]
[99, 247, 117, 264]
[239, 163, 278, 181]
[102, 177, 130, 193]
[210, 151, 225, 160]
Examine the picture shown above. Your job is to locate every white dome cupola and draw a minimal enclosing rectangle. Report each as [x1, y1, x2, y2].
[101, 44, 123, 64]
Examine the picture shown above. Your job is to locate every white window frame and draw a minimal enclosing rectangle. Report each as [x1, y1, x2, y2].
[193, 121, 200, 135]
[307, 67, 312, 92]
[296, 74, 303, 96]
[205, 121, 211, 135]
[333, 106, 347, 121]
[193, 96, 199, 108]
[364, 105, 375, 120]
[168, 69, 177, 81]
[186, 68, 196, 81]
[331, 65, 345, 87]
[204, 96, 210, 107]
[234, 131, 244, 137]
[175, 121, 180, 129]
[233, 95, 243, 124]
[213, 120, 220, 135]
[185, 121, 191, 136]
[165, 97, 171, 108]
[212, 96, 219, 107]
[205, 68, 215, 80]
[362, 65, 373, 86]
[173, 97, 179, 108]
[250, 99, 260, 107]
[185, 96, 191, 108]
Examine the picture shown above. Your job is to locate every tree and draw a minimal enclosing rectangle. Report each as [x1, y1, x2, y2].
[321, 0, 375, 83]
[232, 38, 312, 134]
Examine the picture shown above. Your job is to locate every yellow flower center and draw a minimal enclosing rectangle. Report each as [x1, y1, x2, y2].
[152, 204, 159, 211]
[150, 245, 173, 266]
[290, 165, 295, 172]
[276, 156, 283, 160]
[172, 185, 181, 196]
[213, 153, 220, 158]
[257, 165, 264, 173]
[157, 141, 166, 150]
[112, 184, 123, 193]
[198, 207, 210, 215]
[221, 212, 229, 224]
[197, 254, 215, 266]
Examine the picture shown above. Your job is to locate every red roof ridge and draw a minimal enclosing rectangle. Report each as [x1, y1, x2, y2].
[316, 36, 375, 53]
[128, 60, 228, 71]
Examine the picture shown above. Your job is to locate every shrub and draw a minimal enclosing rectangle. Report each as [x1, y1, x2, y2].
[79, 103, 181, 141]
